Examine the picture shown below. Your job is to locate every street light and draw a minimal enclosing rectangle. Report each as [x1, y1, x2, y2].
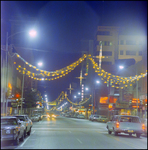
[119, 65, 139, 116]
[38, 62, 43, 67]
[4, 29, 37, 116]
[20, 30, 37, 115]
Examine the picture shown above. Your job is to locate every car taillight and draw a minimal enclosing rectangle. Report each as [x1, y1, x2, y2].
[116, 122, 120, 128]
[142, 124, 145, 130]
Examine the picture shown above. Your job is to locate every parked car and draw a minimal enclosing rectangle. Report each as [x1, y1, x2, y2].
[65, 114, 70, 117]
[1, 116, 25, 145]
[73, 113, 79, 118]
[142, 118, 147, 135]
[97, 115, 109, 123]
[90, 114, 100, 121]
[77, 114, 85, 119]
[106, 115, 145, 138]
[30, 114, 40, 122]
[14, 115, 32, 137]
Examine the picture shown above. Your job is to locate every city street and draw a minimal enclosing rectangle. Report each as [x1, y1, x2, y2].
[1, 116, 147, 149]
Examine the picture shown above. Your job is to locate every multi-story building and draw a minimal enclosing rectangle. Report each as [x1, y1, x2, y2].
[95, 26, 145, 65]
[93, 26, 147, 117]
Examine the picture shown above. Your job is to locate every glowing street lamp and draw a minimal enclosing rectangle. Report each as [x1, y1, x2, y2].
[29, 29, 37, 37]
[38, 62, 43, 67]
[119, 65, 124, 69]
[4, 29, 37, 115]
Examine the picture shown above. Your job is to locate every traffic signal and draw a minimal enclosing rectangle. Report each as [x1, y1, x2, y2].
[15, 93, 21, 102]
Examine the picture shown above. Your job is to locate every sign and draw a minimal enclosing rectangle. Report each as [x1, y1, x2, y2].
[100, 97, 108, 104]
[116, 102, 129, 108]
[11, 102, 17, 108]
[78, 108, 86, 112]
[122, 89, 133, 102]
[109, 96, 117, 103]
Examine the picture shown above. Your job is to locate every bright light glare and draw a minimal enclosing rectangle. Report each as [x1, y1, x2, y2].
[38, 62, 43, 67]
[78, 92, 81, 95]
[74, 96, 77, 98]
[96, 80, 100, 84]
[45, 95, 47, 97]
[85, 87, 89, 91]
[29, 29, 37, 37]
[119, 65, 124, 69]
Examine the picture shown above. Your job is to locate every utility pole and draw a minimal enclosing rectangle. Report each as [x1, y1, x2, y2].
[21, 63, 25, 115]
[5, 32, 8, 116]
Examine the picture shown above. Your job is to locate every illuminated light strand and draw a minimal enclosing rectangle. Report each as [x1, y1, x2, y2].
[15, 53, 86, 75]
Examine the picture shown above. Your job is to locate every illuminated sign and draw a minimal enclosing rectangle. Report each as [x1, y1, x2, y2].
[100, 97, 108, 103]
[109, 96, 117, 103]
[116, 102, 129, 108]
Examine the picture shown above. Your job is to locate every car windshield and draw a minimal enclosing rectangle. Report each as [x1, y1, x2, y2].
[94, 115, 99, 117]
[101, 116, 107, 118]
[120, 116, 140, 123]
[1, 119, 17, 125]
[15, 116, 25, 121]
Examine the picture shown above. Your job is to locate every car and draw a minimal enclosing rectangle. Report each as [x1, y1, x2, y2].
[30, 114, 40, 122]
[106, 115, 145, 138]
[142, 118, 147, 135]
[13, 115, 32, 137]
[73, 113, 79, 118]
[1, 116, 25, 145]
[65, 114, 70, 117]
[89, 114, 100, 121]
[77, 114, 85, 119]
[97, 115, 109, 123]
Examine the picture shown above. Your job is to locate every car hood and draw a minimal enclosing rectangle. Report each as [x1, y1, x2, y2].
[1, 125, 18, 130]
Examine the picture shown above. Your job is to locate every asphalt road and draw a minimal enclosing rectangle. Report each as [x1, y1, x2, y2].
[1, 116, 147, 149]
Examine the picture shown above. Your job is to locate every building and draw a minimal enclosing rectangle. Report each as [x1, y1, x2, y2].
[1, 15, 39, 116]
[93, 26, 147, 117]
[95, 26, 145, 65]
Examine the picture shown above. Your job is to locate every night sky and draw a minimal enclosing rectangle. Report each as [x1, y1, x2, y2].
[1, 1, 147, 102]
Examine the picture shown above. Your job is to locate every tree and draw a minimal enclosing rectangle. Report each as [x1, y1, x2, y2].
[23, 88, 40, 108]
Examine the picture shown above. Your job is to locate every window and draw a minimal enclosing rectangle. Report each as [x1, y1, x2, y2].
[126, 40, 136, 45]
[102, 51, 112, 56]
[97, 31, 110, 35]
[139, 51, 142, 56]
[126, 50, 136, 55]
[102, 61, 112, 65]
[120, 50, 123, 55]
[120, 40, 124, 45]
[104, 41, 110, 46]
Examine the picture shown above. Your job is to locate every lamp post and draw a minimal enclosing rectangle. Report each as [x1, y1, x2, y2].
[119, 65, 139, 116]
[4, 29, 37, 115]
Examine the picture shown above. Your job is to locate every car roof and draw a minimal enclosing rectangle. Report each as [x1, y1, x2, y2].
[14, 115, 27, 117]
[1, 116, 17, 119]
[114, 115, 139, 117]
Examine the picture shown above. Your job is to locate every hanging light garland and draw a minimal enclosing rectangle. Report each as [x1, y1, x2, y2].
[14, 53, 147, 90]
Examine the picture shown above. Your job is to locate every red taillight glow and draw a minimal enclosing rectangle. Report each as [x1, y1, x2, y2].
[116, 122, 120, 128]
[142, 124, 145, 130]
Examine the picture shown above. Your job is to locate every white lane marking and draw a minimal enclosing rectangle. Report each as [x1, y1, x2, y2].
[69, 131, 71, 133]
[20, 130, 35, 147]
[76, 138, 82, 144]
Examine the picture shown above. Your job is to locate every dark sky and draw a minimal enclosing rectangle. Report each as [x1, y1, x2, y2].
[1, 1, 147, 102]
